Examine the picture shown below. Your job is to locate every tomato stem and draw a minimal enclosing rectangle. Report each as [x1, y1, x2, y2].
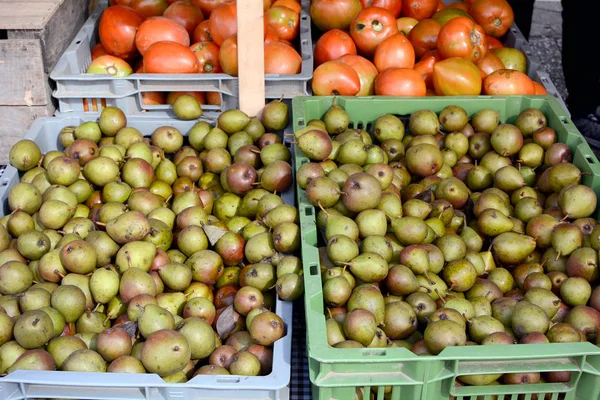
[372, 20, 383, 32]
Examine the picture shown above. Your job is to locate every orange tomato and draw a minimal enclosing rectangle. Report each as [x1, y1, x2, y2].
[482, 69, 535, 95]
[486, 36, 504, 51]
[193, 20, 212, 42]
[469, 0, 514, 38]
[374, 68, 426, 96]
[143, 42, 200, 73]
[264, 42, 303, 74]
[190, 41, 222, 73]
[209, 2, 237, 45]
[402, 0, 438, 20]
[532, 81, 548, 95]
[413, 53, 438, 88]
[272, 0, 302, 14]
[312, 61, 361, 96]
[407, 18, 441, 58]
[135, 17, 191, 56]
[432, 57, 482, 95]
[437, 16, 487, 63]
[337, 54, 379, 96]
[396, 17, 419, 36]
[265, 6, 300, 41]
[373, 33, 416, 71]
[445, 1, 469, 11]
[476, 51, 504, 78]
[314, 29, 357, 67]
[92, 43, 109, 60]
[142, 91, 167, 105]
[219, 34, 238, 76]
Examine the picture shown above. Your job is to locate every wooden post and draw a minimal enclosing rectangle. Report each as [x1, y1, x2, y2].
[236, 0, 265, 117]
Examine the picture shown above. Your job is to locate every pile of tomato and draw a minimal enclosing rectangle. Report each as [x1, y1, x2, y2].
[310, 0, 547, 97]
[89, 0, 303, 77]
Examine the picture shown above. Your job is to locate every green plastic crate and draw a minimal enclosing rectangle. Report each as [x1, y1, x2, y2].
[293, 96, 600, 400]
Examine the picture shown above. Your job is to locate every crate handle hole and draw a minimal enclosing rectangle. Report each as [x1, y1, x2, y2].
[1, 179, 8, 187]
[300, 159, 309, 166]
[310, 263, 318, 276]
[586, 155, 597, 164]
[304, 206, 313, 216]
[0, 30, 7, 40]
[298, 119, 305, 127]
[75, 40, 81, 45]
[560, 117, 568, 124]
[363, 349, 387, 356]
[301, 15, 308, 21]
[216, 377, 241, 383]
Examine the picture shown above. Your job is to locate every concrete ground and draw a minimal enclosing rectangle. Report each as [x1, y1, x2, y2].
[529, 1, 567, 100]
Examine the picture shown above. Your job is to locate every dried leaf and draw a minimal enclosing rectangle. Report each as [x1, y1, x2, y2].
[203, 223, 228, 246]
[216, 305, 237, 339]
[113, 320, 138, 338]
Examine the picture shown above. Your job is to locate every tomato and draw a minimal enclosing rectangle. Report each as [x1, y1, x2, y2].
[279, 39, 294, 47]
[446, 1, 470, 11]
[360, 0, 403, 18]
[166, 92, 206, 104]
[209, 2, 237, 46]
[350, 7, 399, 58]
[99, 6, 145, 60]
[469, 0, 514, 38]
[143, 41, 200, 73]
[206, 91, 221, 105]
[436, 0, 444, 11]
[476, 51, 504, 78]
[135, 17, 190, 56]
[373, 33, 415, 71]
[486, 35, 503, 50]
[87, 55, 133, 76]
[130, 0, 168, 17]
[493, 47, 526, 73]
[437, 16, 487, 63]
[432, 57, 482, 95]
[312, 61, 361, 96]
[219, 34, 238, 76]
[482, 69, 535, 95]
[532, 81, 547, 95]
[374, 68, 426, 96]
[110, 0, 132, 5]
[263, 0, 273, 12]
[419, 48, 440, 60]
[272, 0, 302, 14]
[407, 18, 441, 58]
[402, 0, 438, 20]
[338, 54, 379, 95]
[432, 8, 472, 25]
[396, 17, 418, 35]
[413, 53, 437, 88]
[163, 2, 205, 35]
[310, 0, 363, 32]
[193, 20, 212, 42]
[314, 29, 357, 67]
[91, 43, 109, 60]
[264, 42, 303, 74]
[265, 6, 299, 42]
[142, 91, 167, 105]
[190, 41, 222, 73]
[192, 0, 229, 16]
[264, 25, 280, 44]
[463, 0, 475, 5]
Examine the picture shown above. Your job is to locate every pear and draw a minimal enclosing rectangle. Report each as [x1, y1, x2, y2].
[7, 349, 55, 372]
[106, 211, 151, 244]
[90, 266, 120, 304]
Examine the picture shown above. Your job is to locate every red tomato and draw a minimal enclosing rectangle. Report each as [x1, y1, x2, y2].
[312, 61, 361, 96]
[163, 2, 205, 35]
[264, 42, 303, 74]
[469, 0, 514, 38]
[143, 41, 200, 73]
[142, 91, 167, 105]
[482, 69, 535, 95]
[99, 6, 145, 60]
[407, 18, 441, 58]
[272, 0, 302, 14]
[419, 48, 441, 60]
[532, 81, 547, 95]
[193, 20, 212, 42]
[209, 2, 237, 46]
[135, 17, 190, 55]
[192, 0, 230, 16]
[130, 0, 168, 17]
[166, 92, 206, 104]
[396, 17, 418, 35]
[350, 7, 399, 58]
[373, 33, 415, 71]
[310, 0, 363, 32]
[87, 55, 133, 76]
[110, 0, 133, 5]
[413, 53, 437, 88]
[265, 6, 299, 42]
[432, 57, 482, 95]
[314, 29, 357, 67]
[446, 1, 470, 11]
[206, 91, 221, 105]
[486, 35, 503, 50]
[91, 43, 109, 60]
[190, 41, 222, 73]
[402, 0, 438, 20]
[264, 25, 281, 44]
[360, 0, 403, 18]
[374, 68, 426, 96]
[337, 54, 379, 96]
[437, 16, 487, 63]
[436, 0, 444, 11]
[476, 51, 504, 78]
[219, 34, 238, 76]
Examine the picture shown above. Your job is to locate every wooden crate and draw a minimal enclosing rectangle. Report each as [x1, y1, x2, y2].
[0, 0, 89, 156]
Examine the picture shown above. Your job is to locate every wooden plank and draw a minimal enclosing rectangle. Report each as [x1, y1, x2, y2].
[0, 39, 51, 106]
[0, 0, 62, 30]
[8, 0, 89, 73]
[237, 0, 265, 117]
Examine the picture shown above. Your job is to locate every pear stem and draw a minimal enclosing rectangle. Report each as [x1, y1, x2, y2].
[317, 200, 329, 216]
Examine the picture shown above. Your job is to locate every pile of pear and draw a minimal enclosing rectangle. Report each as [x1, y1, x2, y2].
[0, 99, 303, 381]
[296, 102, 600, 387]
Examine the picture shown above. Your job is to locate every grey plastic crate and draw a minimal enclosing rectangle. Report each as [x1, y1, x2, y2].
[0, 112, 295, 400]
[50, 0, 313, 114]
